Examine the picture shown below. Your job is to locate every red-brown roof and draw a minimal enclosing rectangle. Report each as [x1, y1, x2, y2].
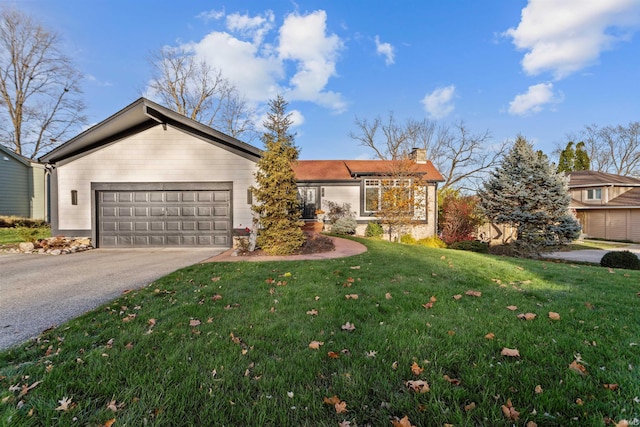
[293, 159, 444, 182]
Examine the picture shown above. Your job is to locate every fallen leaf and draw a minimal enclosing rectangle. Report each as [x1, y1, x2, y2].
[55, 396, 73, 412]
[506, 305, 518, 311]
[535, 385, 543, 394]
[334, 400, 347, 414]
[569, 360, 588, 376]
[341, 322, 356, 331]
[306, 309, 318, 316]
[615, 420, 630, 427]
[604, 383, 619, 391]
[422, 302, 434, 310]
[501, 398, 520, 421]
[323, 395, 341, 405]
[453, 294, 462, 300]
[447, 330, 456, 336]
[385, 293, 392, 299]
[392, 416, 416, 427]
[189, 319, 201, 327]
[101, 419, 116, 427]
[576, 398, 584, 405]
[411, 362, 424, 376]
[350, 265, 360, 269]
[211, 294, 223, 301]
[345, 294, 359, 299]
[106, 400, 118, 412]
[147, 318, 156, 327]
[328, 351, 340, 359]
[585, 302, 595, 310]
[465, 290, 482, 297]
[405, 380, 430, 393]
[485, 332, 496, 340]
[501, 348, 520, 357]
[365, 350, 377, 358]
[517, 312, 537, 321]
[464, 402, 476, 411]
[526, 422, 538, 427]
[308, 341, 324, 349]
[548, 312, 561, 320]
[443, 374, 461, 385]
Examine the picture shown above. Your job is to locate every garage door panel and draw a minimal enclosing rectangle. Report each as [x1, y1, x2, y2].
[97, 188, 231, 248]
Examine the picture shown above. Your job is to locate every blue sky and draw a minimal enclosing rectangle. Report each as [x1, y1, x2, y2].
[14, 0, 640, 161]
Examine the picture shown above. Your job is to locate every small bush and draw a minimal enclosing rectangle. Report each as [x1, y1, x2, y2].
[331, 217, 357, 235]
[365, 222, 383, 238]
[600, 250, 640, 270]
[399, 234, 417, 245]
[448, 240, 489, 253]
[417, 236, 447, 248]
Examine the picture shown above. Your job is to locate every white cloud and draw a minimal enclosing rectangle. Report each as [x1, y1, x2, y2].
[375, 35, 395, 65]
[226, 11, 274, 45]
[505, 0, 640, 79]
[197, 9, 225, 22]
[421, 85, 455, 119]
[278, 10, 346, 112]
[508, 83, 561, 116]
[175, 9, 346, 113]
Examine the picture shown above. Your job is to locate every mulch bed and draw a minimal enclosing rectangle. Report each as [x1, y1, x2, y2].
[236, 232, 335, 257]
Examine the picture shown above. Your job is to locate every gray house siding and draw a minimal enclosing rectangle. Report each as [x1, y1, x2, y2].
[0, 146, 47, 219]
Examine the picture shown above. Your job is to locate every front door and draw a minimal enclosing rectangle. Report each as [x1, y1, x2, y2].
[299, 187, 318, 219]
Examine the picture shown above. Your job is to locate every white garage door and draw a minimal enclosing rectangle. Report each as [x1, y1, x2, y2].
[96, 185, 231, 248]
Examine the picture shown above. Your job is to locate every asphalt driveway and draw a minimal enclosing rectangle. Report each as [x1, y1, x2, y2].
[0, 248, 222, 350]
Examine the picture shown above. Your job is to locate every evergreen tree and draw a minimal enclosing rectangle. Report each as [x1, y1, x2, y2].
[557, 141, 590, 172]
[574, 141, 590, 170]
[557, 141, 575, 172]
[251, 95, 305, 255]
[479, 135, 581, 254]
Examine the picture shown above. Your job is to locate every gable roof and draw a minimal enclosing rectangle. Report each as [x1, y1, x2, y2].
[293, 159, 444, 182]
[39, 97, 262, 164]
[568, 170, 640, 188]
[0, 143, 38, 167]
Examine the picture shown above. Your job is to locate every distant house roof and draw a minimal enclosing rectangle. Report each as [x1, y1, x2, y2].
[293, 159, 444, 182]
[568, 170, 640, 188]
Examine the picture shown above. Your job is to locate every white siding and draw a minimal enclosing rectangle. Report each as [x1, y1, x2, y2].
[55, 125, 257, 232]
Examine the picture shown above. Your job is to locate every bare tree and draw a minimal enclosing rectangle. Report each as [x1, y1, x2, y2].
[0, 7, 86, 159]
[562, 122, 640, 176]
[350, 113, 504, 190]
[146, 47, 256, 141]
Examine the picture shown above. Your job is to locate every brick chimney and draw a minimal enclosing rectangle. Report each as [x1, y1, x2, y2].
[409, 147, 427, 164]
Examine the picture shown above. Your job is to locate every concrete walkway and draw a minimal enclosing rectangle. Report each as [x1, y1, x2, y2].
[545, 242, 640, 263]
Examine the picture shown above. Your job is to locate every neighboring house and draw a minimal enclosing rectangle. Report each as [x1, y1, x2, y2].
[40, 98, 261, 248]
[293, 151, 444, 239]
[0, 144, 47, 220]
[568, 170, 640, 243]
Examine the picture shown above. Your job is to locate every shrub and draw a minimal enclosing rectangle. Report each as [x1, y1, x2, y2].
[600, 250, 640, 270]
[331, 217, 357, 235]
[399, 234, 417, 245]
[365, 222, 383, 238]
[448, 240, 489, 253]
[417, 236, 447, 248]
[16, 227, 42, 243]
[323, 201, 355, 223]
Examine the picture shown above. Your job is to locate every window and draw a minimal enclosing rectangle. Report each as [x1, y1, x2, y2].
[364, 179, 412, 213]
[71, 190, 78, 205]
[586, 188, 602, 200]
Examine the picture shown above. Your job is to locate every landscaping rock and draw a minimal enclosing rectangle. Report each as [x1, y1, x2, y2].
[1, 237, 94, 255]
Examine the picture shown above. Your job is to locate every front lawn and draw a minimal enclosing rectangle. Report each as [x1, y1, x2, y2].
[1, 239, 638, 426]
[0, 227, 50, 246]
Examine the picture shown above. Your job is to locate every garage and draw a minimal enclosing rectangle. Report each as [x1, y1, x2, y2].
[94, 183, 232, 248]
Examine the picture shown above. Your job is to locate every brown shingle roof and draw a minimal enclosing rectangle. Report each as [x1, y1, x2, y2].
[293, 160, 444, 182]
[607, 188, 640, 207]
[568, 170, 640, 187]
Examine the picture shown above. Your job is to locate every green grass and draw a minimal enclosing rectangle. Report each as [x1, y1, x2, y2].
[1, 238, 639, 426]
[0, 227, 50, 246]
